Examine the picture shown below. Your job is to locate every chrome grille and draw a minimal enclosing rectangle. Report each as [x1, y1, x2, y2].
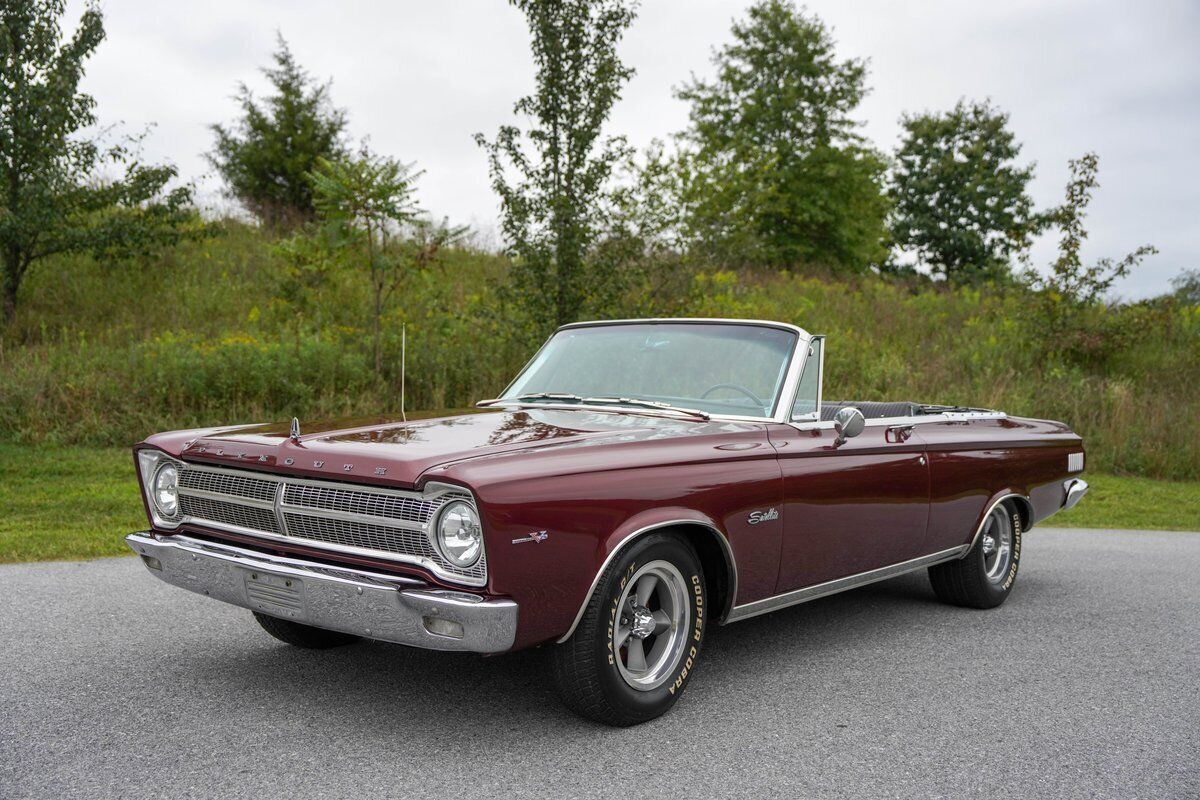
[282, 484, 456, 524]
[179, 469, 277, 502]
[283, 513, 485, 582]
[173, 463, 484, 586]
[178, 494, 280, 534]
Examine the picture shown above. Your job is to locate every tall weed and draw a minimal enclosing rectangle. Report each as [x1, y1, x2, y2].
[1, 226, 1196, 479]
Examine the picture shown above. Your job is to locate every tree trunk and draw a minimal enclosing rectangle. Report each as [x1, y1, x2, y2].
[373, 286, 382, 375]
[2, 247, 21, 325]
[367, 225, 383, 376]
[1, 282, 15, 325]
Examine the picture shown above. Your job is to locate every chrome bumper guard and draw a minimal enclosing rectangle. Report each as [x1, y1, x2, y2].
[125, 532, 517, 653]
[1062, 478, 1089, 511]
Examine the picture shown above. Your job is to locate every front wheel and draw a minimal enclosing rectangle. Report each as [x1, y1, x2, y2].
[928, 501, 1023, 609]
[552, 533, 707, 726]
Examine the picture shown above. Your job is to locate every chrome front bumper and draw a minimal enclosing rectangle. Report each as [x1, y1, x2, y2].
[1062, 478, 1089, 511]
[125, 532, 517, 653]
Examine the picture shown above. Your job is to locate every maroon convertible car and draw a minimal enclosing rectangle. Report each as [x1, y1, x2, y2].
[128, 318, 1088, 725]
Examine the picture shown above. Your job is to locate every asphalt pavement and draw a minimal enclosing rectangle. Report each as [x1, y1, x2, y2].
[1, 527, 1197, 799]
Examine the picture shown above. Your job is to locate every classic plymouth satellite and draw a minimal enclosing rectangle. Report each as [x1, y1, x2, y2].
[128, 318, 1088, 725]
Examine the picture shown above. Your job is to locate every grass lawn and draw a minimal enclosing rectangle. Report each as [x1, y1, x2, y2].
[1050, 473, 1200, 531]
[1, 443, 1197, 564]
[0, 444, 145, 563]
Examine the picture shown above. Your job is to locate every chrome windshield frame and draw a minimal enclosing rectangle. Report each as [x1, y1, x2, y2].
[787, 334, 826, 423]
[486, 318, 814, 424]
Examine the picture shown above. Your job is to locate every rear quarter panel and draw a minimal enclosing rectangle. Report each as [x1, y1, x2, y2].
[920, 416, 1084, 553]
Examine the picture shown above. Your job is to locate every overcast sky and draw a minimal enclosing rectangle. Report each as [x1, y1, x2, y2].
[70, 0, 1199, 298]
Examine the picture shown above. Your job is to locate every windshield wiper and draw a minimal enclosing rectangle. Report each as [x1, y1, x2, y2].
[516, 392, 585, 403]
[477, 392, 711, 420]
[476, 392, 584, 407]
[582, 396, 711, 421]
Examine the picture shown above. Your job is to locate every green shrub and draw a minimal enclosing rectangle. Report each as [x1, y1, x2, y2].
[1, 225, 1196, 480]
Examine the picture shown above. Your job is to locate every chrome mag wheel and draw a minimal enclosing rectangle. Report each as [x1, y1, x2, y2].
[980, 505, 1014, 583]
[928, 499, 1021, 610]
[613, 560, 690, 691]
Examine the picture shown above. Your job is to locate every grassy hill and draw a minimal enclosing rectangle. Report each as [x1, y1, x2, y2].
[1, 222, 1197, 481]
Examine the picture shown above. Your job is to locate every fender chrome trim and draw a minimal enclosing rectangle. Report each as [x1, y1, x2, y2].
[723, 545, 969, 623]
[556, 519, 738, 644]
[964, 492, 1034, 555]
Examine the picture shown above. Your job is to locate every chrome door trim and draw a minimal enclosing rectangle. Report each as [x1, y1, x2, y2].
[557, 519, 739, 644]
[723, 545, 969, 623]
[788, 411, 1008, 432]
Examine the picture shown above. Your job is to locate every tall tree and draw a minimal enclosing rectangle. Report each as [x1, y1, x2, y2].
[676, 0, 888, 271]
[308, 149, 463, 374]
[1033, 152, 1155, 304]
[209, 35, 347, 228]
[1171, 269, 1200, 306]
[890, 100, 1042, 283]
[0, 0, 195, 323]
[476, 0, 637, 330]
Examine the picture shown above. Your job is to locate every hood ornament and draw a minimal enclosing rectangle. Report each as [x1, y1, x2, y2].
[289, 417, 301, 443]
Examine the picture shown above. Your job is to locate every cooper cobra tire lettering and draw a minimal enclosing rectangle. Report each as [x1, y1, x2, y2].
[927, 499, 1022, 610]
[669, 574, 705, 695]
[552, 533, 708, 726]
[1000, 512, 1022, 591]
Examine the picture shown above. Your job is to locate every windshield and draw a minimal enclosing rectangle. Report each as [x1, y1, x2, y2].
[501, 322, 799, 418]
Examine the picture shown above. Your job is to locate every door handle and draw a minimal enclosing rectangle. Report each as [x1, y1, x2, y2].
[886, 425, 914, 443]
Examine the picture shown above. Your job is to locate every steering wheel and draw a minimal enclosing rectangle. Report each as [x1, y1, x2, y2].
[700, 383, 767, 411]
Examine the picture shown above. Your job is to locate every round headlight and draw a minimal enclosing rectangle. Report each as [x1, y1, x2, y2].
[435, 501, 482, 568]
[153, 462, 179, 518]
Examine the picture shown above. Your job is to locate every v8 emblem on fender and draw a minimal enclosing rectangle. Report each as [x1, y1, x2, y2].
[512, 531, 549, 544]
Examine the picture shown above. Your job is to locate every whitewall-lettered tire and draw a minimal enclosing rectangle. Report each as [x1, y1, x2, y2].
[552, 533, 708, 726]
[929, 501, 1023, 609]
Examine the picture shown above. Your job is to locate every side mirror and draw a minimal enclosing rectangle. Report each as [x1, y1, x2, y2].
[833, 406, 865, 445]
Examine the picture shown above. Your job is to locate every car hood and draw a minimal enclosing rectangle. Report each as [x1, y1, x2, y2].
[143, 407, 729, 487]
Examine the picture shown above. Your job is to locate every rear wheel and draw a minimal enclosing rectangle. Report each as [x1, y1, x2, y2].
[552, 533, 707, 726]
[252, 612, 361, 649]
[929, 501, 1023, 609]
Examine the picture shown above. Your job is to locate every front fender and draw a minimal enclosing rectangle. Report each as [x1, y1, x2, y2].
[475, 499, 735, 650]
[442, 426, 780, 650]
[555, 507, 734, 644]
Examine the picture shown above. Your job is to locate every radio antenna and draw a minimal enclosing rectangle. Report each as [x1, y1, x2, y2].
[400, 323, 407, 423]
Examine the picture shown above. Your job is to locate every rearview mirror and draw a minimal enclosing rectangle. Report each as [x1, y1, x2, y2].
[833, 406, 865, 445]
